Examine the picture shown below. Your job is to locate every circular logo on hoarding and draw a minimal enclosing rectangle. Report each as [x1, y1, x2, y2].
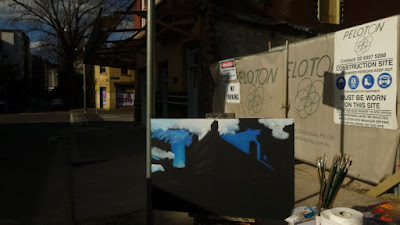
[354, 36, 373, 55]
[246, 84, 264, 116]
[377, 73, 392, 88]
[294, 78, 324, 119]
[362, 74, 374, 89]
[336, 76, 346, 90]
[348, 75, 359, 89]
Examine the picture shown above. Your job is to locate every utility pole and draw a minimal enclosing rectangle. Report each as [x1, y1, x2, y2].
[82, 46, 87, 114]
[83, 63, 87, 113]
[146, 0, 155, 225]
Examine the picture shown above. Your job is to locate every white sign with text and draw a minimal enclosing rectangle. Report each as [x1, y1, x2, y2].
[333, 16, 398, 129]
[220, 59, 237, 80]
[225, 82, 240, 103]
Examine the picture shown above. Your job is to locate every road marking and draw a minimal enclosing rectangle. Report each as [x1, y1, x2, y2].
[70, 113, 75, 125]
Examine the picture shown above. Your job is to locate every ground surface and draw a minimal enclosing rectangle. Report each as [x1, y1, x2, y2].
[0, 109, 398, 225]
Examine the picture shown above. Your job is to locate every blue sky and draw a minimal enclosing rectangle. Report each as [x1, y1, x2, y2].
[0, 0, 134, 47]
[0, 1, 53, 43]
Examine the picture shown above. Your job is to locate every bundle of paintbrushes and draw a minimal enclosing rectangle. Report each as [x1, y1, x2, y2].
[316, 154, 352, 209]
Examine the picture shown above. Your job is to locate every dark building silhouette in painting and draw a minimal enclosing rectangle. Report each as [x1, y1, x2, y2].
[151, 119, 294, 220]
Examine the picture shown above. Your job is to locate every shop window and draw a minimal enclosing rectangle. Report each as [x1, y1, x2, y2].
[121, 67, 128, 75]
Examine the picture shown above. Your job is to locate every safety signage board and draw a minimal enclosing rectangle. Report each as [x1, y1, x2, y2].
[220, 59, 237, 80]
[225, 82, 240, 103]
[333, 16, 398, 129]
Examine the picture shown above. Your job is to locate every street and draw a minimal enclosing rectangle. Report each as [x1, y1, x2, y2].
[0, 111, 192, 225]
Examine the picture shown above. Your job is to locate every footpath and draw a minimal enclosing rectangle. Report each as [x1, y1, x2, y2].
[69, 108, 135, 124]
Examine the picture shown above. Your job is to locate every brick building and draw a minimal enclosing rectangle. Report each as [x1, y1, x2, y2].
[94, 65, 135, 110]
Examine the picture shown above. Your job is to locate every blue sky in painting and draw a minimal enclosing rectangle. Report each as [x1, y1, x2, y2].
[152, 129, 193, 168]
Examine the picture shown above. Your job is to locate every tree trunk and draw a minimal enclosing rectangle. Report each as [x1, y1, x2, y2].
[58, 55, 74, 109]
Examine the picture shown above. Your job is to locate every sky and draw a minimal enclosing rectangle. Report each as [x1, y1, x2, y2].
[0, 0, 134, 56]
[0, 2, 40, 40]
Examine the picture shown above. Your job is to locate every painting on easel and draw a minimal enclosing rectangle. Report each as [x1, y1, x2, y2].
[150, 118, 294, 220]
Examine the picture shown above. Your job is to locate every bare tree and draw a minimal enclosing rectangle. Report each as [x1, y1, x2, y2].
[1, 0, 131, 107]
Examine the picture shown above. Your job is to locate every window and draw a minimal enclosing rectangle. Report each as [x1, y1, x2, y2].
[100, 66, 106, 74]
[121, 67, 128, 74]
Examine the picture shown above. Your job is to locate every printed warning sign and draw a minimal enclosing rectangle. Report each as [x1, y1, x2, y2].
[225, 82, 240, 103]
[220, 59, 237, 80]
[333, 16, 398, 129]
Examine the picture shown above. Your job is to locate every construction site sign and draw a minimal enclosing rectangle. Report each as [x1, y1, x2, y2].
[211, 51, 286, 118]
[225, 82, 241, 103]
[333, 16, 398, 129]
[220, 59, 237, 80]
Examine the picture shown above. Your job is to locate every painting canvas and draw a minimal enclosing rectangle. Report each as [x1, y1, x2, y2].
[150, 118, 294, 220]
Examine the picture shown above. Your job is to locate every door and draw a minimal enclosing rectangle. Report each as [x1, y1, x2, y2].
[187, 47, 199, 118]
[100, 87, 106, 109]
[140, 68, 146, 125]
[160, 62, 168, 118]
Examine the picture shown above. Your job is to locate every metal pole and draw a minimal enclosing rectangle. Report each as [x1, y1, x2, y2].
[285, 40, 289, 118]
[146, 0, 155, 224]
[83, 63, 87, 113]
[146, 0, 155, 188]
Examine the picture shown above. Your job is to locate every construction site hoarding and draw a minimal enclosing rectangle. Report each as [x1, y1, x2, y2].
[211, 15, 400, 184]
[211, 50, 287, 118]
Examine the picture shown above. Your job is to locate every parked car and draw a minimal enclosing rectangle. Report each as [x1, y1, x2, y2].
[50, 97, 64, 109]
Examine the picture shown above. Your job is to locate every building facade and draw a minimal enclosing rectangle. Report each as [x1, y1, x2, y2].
[94, 65, 135, 110]
[0, 30, 31, 111]
[31, 55, 59, 98]
[132, 0, 312, 124]
[47, 67, 58, 91]
[86, 0, 400, 124]
[85, 0, 313, 123]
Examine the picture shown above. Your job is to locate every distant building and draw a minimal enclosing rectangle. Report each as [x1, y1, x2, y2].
[94, 65, 135, 110]
[0, 49, 4, 100]
[31, 55, 59, 98]
[0, 29, 31, 111]
[47, 67, 58, 91]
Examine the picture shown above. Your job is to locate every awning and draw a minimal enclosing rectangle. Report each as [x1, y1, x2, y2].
[84, 8, 146, 69]
[114, 82, 135, 85]
[84, 0, 202, 69]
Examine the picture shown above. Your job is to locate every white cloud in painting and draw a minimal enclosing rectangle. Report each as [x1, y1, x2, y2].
[151, 164, 165, 173]
[216, 119, 240, 135]
[258, 118, 294, 140]
[151, 119, 240, 140]
[151, 147, 175, 160]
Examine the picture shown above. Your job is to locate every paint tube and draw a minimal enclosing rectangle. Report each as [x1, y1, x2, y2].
[285, 207, 316, 224]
